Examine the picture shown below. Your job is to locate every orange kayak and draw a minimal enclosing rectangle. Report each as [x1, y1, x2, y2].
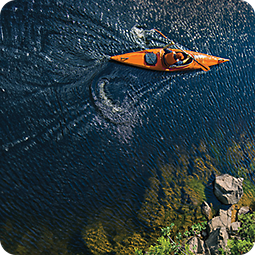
[110, 48, 229, 72]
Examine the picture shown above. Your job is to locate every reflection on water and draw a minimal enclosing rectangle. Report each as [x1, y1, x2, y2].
[1, 0, 255, 254]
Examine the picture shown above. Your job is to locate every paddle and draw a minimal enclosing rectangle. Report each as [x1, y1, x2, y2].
[163, 42, 175, 50]
[154, 29, 210, 71]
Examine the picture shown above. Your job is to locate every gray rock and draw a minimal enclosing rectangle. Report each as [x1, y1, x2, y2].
[202, 201, 212, 220]
[187, 236, 206, 254]
[214, 174, 243, 205]
[238, 206, 250, 218]
[208, 216, 225, 233]
[207, 208, 232, 233]
[219, 208, 232, 228]
[230, 221, 241, 235]
[202, 230, 208, 239]
[206, 227, 229, 255]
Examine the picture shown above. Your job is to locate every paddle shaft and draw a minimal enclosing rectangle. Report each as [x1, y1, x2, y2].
[154, 29, 210, 71]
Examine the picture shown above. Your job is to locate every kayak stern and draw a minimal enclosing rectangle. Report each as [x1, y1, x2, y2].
[218, 58, 230, 64]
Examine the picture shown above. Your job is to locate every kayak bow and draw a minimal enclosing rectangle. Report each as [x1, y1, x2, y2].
[110, 48, 229, 72]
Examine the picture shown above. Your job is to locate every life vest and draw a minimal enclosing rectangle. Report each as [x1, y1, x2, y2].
[164, 51, 185, 66]
[164, 51, 177, 66]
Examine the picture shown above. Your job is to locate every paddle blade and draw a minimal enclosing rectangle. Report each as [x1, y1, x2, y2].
[200, 64, 210, 71]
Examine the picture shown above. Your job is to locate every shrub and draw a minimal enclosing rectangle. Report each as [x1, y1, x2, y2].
[135, 222, 207, 255]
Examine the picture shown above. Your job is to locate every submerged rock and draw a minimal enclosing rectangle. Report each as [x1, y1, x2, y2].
[214, 174, 243, 205]
[201, 201, 212, 220]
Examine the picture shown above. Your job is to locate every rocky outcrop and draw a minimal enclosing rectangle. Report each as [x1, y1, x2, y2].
[201, 174, 245, 255]
[176, 174, 253, 255]
[214, 174, 243, 205]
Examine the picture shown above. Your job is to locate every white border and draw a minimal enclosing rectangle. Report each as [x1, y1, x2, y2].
[244, 0, 255, 11]
[0, 0, 10, 12]
[0, 242, 12, 255]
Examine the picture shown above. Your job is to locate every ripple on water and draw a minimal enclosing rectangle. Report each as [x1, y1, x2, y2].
[90, 68, 143, 125]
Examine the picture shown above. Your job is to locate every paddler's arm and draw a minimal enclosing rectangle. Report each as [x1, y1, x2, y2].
[164, 48, 173, 54]
[182, 56, 191, 64]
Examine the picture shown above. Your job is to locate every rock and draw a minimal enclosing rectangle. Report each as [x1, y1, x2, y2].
[230, 221, 241, 235]
[202, 201, 212, 220]
[205, 227, 229, 255]
[214, 174, 243, 205]
[187, 236, 206, 254]
[218, 208, 232, 228]
[208, 217, 225, 233]
[202, 230, 208, 239]
[207, 208, 232, 233]
[238, 206, 250, 218]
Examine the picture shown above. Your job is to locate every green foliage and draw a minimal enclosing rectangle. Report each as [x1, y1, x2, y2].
[219, 212, 255, 255]
[191, 222, 207, 236]
[135, 221, 207, 255]
[134, 248, 143, 255]
[238, 212, 255, 243]
[227, 239, 254, 255]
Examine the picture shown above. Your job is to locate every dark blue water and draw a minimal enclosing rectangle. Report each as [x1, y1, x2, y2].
[1, 0, 255, 254]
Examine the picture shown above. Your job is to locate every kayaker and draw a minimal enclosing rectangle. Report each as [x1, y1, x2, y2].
[163, 48, 186, 67]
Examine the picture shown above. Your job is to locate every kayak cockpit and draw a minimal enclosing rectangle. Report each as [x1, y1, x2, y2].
[144, 52, 158, 65]
[143, 50, 193, 69]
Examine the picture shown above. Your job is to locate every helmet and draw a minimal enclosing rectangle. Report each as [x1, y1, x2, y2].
[175, 52, 185, 60]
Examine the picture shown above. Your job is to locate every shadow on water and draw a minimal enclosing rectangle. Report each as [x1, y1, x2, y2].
[1, 0, 255, 254]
